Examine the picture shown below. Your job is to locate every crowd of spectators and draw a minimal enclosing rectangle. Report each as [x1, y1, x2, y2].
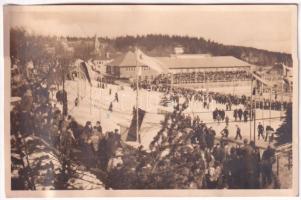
[173, 70, 251, 84]
[139, 76, 291, 112]
[10, 61, 278, 189]
[151, 70, 251, 85]
[141, 91, 277, 189]
[10, 62, 123, 179]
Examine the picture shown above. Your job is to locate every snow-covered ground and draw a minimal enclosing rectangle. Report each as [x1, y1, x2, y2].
[64, 80, 284, 150]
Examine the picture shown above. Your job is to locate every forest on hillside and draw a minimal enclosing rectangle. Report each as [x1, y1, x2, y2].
[10, 28, 292, 67]
[110, 35, 293, 67]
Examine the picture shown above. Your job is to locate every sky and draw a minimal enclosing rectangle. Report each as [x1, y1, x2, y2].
[6, 5, 296, 53]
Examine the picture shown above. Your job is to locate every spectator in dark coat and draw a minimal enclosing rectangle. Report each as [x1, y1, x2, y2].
[238, 109, 243, 121]
[233, 109, 238, 121]
[235, 125, 242, 140]
[261, 145, 275, 186]
[243, 110, 248, 122]
[257, 122, 265, 140]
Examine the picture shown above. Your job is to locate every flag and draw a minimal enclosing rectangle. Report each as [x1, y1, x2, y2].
[78, 61, 92, 86]
[136, 48, 167, 74]
[127, 108, 146, 141]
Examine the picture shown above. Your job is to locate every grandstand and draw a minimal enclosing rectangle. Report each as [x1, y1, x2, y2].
[107, 51, 252, 83]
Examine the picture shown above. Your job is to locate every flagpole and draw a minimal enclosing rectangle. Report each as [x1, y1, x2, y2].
[90, 82, 92, 114]
[99, 77, 102, 123]
[133, 48, 165, 143]
[260, 82, 265, 127]
[77, 64, 79, 101]
[135, 48, 140, 143]
[250, 75, 253, 141]
[171, 71, 173, 92]
[84, 76, 87, 97]
[269, 87, 272, 126]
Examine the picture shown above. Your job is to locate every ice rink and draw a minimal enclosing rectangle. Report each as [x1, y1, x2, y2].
[64, 80, 284, 150]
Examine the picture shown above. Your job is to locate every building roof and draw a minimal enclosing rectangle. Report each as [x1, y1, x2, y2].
[108, 51, 251, 70]
[156, 56, 251, 69]
[108, 51, 142, 67]
[170, 54, 211, 58]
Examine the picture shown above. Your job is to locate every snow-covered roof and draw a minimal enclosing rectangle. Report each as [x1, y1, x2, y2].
[108, 51, 251, 70]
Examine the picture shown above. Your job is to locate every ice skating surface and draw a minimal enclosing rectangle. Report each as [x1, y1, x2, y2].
[65, 80, 284, 150]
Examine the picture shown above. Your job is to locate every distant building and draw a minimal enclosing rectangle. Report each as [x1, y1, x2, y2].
[90, 35, 113, 74]
[107, 51, 159, 80]
[107, 50, 251, 81]
[174, 45, 184, 54]
[158, 56, 250, 74]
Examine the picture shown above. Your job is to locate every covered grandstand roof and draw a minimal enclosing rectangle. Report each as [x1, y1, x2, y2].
[156, 56, 251, 69]
[108, 51, 251, 70]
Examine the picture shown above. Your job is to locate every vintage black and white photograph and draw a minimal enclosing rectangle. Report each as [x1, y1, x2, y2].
[4, 4, 298, 196]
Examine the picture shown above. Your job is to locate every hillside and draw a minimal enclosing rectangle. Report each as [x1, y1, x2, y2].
[10, 28, 292, 67]
[69, 34, 293, 67]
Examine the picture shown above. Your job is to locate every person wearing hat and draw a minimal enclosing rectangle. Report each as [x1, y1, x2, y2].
[257, 122, 265, 140]
[265, 125, 274, 143]
[90, 126, 103, 167]
[74, 97, 79, 107]
[115, 92, 119, 102]
[108, 101, 113, 112]
[233, 109, 238, 121]
[80, 121, 92, 147]
[225, 115, 229, 126]
[96, 121, 102, 133]
[59, 125, 75, 173]
[220, 125, 229, 138]
[235, 125, 242, 140]
[206, 127, 215, 150]
[240, 139, 258, 188]
[261, 145, 276, 186]
[238, 108, 243, 121]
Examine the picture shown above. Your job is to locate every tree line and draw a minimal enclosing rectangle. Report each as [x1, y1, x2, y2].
[111, 34, 292, 67]
[10, 28, 292, 68]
